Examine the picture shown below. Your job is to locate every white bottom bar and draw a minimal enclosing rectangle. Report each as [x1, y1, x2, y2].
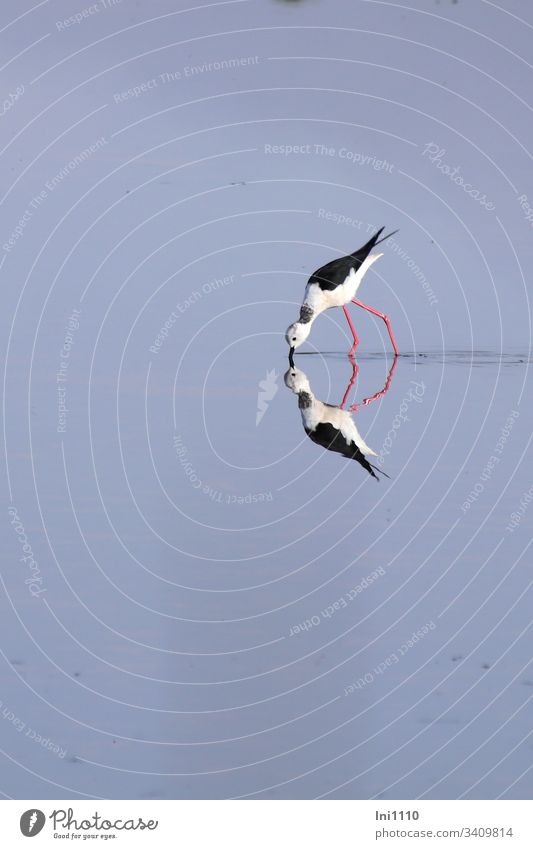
[2, 800, 531, 847]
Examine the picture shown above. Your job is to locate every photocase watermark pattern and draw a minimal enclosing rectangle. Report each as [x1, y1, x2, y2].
[505, 483, 533, 533]
[1, 84, 24, 117]
[56, 308, 81, 434]
[460, 410, 519, 513]
[265, 142, 394, 171]
[318, 208, 370, 230]
[421, 143, 496, 210]
[46, 137, 109, 192]
[256, 368, 279, 426]
[7, 506, 46, 597]
[517, 194, 533, 230]
[385, 234, 438, 306]
[55, 0, 122, 31]
[289, 567, 385, 636]
[149, 276, 235, 354]
[3, 193, 48, 254]
[0, 700, 66, 759]
[343, 622, 437, 695]
[173, 435, 273, 504]
[3, 139, 108, 254]
[113, 57, 260, 103]
[376, 381, 426, 464]
[0, 0, 531, 804]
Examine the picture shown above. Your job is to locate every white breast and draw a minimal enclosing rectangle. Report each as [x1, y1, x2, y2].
[302, 271, 356, 315]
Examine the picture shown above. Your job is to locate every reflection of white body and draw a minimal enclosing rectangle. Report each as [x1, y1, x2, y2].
[286, 368, 376, 455]
[285, 367, 386, 480]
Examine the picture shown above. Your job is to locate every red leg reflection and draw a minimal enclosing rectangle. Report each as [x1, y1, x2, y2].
[339, 355, 359, 410]
[348, 355, 398, 412]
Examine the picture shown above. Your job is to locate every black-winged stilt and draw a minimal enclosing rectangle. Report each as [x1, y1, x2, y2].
[284, 365, 391, 481]
[286, 227, 399, 366]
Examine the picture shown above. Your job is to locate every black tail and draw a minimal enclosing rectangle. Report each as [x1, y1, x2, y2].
[369, 461, 391, 481]
[350, 227, 398, 265]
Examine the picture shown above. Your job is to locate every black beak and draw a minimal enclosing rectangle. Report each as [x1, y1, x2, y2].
[288, 347, 295, 368]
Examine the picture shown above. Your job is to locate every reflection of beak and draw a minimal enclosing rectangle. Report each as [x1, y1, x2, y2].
[288, 347, 295, 367]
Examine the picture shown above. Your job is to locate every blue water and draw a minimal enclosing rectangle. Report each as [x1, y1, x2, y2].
[1, 0, 533, 801]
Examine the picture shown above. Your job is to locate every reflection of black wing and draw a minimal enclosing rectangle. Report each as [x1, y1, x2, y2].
[305, 422, 386, 480]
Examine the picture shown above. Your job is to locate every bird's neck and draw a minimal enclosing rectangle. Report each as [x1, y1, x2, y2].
[299, 304, 315, 324]
[298, 391, 314, 409]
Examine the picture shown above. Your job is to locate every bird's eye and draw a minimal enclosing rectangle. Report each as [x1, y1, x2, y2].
[292, 337, 296, 341]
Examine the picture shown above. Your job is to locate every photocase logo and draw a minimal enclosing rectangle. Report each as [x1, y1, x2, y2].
[20, 809, 46, 837]
[256, 368, 278, 425]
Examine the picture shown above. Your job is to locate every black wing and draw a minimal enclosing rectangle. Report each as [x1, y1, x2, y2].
[304, 421, 387, 480]
[308, 227, 397, 291]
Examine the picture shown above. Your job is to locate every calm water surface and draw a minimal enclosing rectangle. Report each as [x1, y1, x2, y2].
[3, 343, 532, 799]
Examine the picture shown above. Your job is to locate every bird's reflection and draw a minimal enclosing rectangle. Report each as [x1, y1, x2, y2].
[339, 354, 398, 412]
[284, 356, 397, 480]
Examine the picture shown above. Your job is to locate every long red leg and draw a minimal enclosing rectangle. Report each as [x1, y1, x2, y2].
[343, 304, 359, 356]
[351, 298, 399, 355]
[339, 355, 359, 409]
[349, 355, 398, 412]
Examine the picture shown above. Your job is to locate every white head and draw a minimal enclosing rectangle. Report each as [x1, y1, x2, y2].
[284, 366, 311, 395]
[285, 321, 311, 352]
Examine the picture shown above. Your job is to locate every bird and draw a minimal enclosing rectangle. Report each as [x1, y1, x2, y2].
[286, 227, 399, 365]
[284, 365, 389, 480]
